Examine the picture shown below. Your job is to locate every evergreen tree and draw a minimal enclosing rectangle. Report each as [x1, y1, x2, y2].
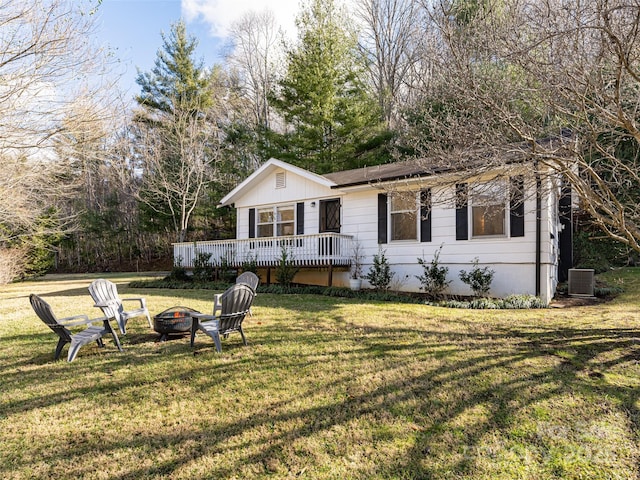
[271, 0, 383, 174]
[448, 0, 493, 26]
[136, 20, 212, 118]
[134, 21, 218, 243]
[365, 248, 394, 291]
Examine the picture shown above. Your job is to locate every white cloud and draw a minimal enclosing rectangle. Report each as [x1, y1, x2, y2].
[181, 0, 300, 39]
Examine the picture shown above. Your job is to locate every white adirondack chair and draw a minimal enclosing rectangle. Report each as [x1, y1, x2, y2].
[88, 279, 152, 335]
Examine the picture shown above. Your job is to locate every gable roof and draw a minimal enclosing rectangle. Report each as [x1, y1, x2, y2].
[219, 158, 337, 207]
[221, 156, 501, 206]
[220, 132, 573, 205]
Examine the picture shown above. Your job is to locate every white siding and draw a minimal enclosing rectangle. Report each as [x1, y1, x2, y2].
[233, 168, 341, 239]
[234, 168, 337, 209]
[339, 181, 556, 303]
[225, 165, 560, 304]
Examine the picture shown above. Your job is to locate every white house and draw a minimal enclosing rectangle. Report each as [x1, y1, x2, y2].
[173, 154, 573, 305]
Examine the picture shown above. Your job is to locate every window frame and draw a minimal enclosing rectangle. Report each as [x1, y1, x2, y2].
[469, 179, 508, 239]
[276, 205, 295, 236]
[256, 204, 295, 238]
[319, 198, 341, 233]
[256, 207, 274, 238]
[389, 191, 419, 242]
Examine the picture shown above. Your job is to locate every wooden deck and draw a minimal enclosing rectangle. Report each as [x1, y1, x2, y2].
[173, 233, 354, 269]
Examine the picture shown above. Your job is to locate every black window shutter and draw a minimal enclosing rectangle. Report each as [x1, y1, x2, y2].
[510, 176, 525, 237]
[296, 202, 304, 235]
[377, 193, 387, 244]
[420, 189, 432, 242]
[248, 208, 255, 238]
[455, 183, 468, 241]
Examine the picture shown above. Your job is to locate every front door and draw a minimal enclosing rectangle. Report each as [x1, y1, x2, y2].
[319, 199, 340, 233]
[319, 199, 340, 256]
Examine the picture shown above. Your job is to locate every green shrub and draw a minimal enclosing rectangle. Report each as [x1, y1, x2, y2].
[468, 297, 500, 309]
[259, 284, 326, 295]
[275, 246, 299, 286]
[594, 285, 624, 297]
[436, 294, 546, 309]
[217, 256, 236, 283]
[130, 276, 547, 309]
[434, 299, 469, 309]
[459, 257, 495, 297]
[416, 244, 451, 299]
[241, 253, 259, 274]
[193, 251, 216, 282]
[365, 248, 394, 291]
[324, 286, 356, 297]
[502, 294, 547, 309]
[167, 256, 191, 282]
[350, 241, 365, 279]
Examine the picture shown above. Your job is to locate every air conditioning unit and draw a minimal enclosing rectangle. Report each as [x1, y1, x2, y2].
[568, 268, 595, 297]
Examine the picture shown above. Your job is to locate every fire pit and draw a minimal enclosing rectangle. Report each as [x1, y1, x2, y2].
[153, 306, 200, 341]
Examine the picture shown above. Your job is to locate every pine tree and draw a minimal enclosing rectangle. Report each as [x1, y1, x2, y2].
[271, 0, 382, 174]
[134, 21, 217, 243]
[136, 20, 212, 118]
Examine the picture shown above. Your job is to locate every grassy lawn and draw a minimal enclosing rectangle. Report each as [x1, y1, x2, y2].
[1, 269, 639, 479]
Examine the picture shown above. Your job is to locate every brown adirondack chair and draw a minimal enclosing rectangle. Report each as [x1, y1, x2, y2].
[190, 283, 255, 352]
[30, 294, 123, 362]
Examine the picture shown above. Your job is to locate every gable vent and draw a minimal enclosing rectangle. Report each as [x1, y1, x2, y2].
[568, 268, 595, 297]
[275, 171, 286, 189]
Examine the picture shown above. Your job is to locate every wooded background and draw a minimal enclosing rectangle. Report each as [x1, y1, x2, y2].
[1, 0, 639, 282]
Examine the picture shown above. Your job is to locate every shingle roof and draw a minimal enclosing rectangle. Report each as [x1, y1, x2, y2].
[321, 131, 574, 188]
[322, 160, 444, 188]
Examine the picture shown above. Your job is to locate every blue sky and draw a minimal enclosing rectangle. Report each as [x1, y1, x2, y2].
[95, 0, 299, 98]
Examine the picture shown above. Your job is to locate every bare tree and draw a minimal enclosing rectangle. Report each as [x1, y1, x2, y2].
[0, 0, 116, 151]
[354, 0, 433, 127]
[410, 0, 640, 252]
[0, 0, 120, 279]
[225, 9, 284, 131]
[134, 21, 228, 244]
[135, 103, 222, 243]
[53, 98, 140, 271]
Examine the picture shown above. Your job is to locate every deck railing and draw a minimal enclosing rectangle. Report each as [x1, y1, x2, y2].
[173, 233, 354, 268]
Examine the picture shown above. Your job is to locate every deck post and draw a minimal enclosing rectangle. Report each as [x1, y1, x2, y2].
[328, 261, 333, 287]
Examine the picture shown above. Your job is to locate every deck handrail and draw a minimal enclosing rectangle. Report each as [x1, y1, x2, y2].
[173, 233, 354, 268]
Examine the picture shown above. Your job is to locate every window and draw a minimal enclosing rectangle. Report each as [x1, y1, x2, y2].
[257, 208, 274, 237]
[276, 206, 294, 236]
[390, 192, 417, 241]
[471, 180, 506, 237]
[257, 205, 294, 237]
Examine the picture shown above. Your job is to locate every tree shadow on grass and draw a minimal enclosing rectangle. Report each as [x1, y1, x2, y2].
[190, 318, 640, 478]
[2, 302, 639, 478]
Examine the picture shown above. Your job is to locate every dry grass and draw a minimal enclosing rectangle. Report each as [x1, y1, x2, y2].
[1, 269, 639, 479]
